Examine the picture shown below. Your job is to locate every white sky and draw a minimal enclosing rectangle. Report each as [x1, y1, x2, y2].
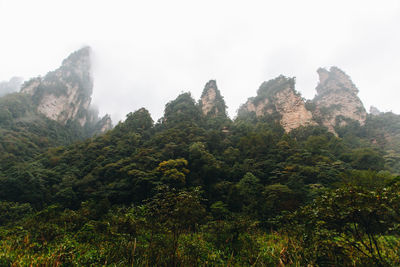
[0, 0, 399, 122]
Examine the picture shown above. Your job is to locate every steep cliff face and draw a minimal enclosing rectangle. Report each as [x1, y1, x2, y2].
[199, 80, 227, 117]
[20, 47, 112, 132]
[312, 67, 367, 133]
[274, 86, 317, 131]
[21, 47, 92, 126]
[238, 76, 316, 131]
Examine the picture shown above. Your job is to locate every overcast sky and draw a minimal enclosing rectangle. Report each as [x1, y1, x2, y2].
[0, 0, 399, 122]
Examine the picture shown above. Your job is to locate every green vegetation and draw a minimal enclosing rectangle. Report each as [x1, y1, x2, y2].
[0, 92, 399, 266]
[0, 93, 86, 164]
[0, 91, 110, 178]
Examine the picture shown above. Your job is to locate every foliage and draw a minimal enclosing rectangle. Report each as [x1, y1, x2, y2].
[283, 182, 400, 266]
[1, 90, 400, 265]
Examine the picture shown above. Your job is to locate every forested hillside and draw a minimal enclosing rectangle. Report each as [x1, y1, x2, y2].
[0, 75, 399, 266]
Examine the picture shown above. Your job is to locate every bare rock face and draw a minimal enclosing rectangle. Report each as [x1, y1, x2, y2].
[274, 86, 317, 131]
[20, 47, 111, 132]
[312, 67, 367, 133]
[21, 47, 93, 126]
[242, 96, 274, 117]
[238, 76, 316, 131]
[200, 80, 226, 117]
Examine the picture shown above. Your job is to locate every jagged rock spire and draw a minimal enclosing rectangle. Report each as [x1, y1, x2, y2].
[313, 67, 366, 133]
[316, 66, 358, 95]
[200, 80, 226, 117]
[20, 46, 111, 132]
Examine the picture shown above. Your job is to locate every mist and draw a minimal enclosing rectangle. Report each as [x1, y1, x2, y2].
[1, 0, 399, 122]
[0, 77, 23, 97]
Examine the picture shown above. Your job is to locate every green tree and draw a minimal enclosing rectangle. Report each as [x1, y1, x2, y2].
[285, 183, 400, 266]
[156, 158, 189, 188]
[144, 186, 206, 266]
[236, 172, 263, 216]
[120, 108, 153, 134]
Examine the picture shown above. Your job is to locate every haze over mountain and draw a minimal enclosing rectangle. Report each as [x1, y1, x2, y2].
[1, 0, 399, 122]
[0, 77, 23, 97]
[20, 47, 111, 130]
[1, 2, 400, 265]
[2, 46, 400, 264]
[1, 46, 398, 158]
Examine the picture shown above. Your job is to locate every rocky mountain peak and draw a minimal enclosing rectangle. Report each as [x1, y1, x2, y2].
[62, 46, 91, 68]
[313, 67, 366, 133]
[316, 66, 358, 95]
[60, 46, 93, 94]
[20, 47, 111, 132]
[200, 80, 226, 117]
[238, 76, 316, 131]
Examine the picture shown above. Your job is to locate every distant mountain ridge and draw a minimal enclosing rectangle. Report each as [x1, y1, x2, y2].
[0, 47, 382, 136]
[1, 47, 398, 168]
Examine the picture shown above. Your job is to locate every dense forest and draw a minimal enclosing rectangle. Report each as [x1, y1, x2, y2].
[1, 73, 400, 266]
